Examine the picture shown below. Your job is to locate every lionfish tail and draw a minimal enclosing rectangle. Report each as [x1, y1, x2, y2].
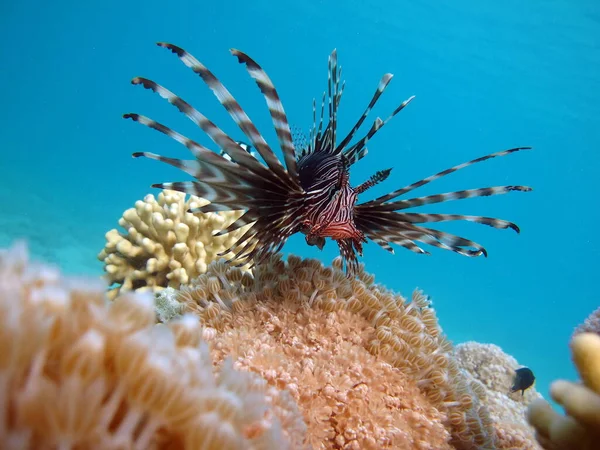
[355, 147, 532, 258]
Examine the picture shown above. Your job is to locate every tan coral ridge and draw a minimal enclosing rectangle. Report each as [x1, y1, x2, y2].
[455, 342, 543, 450]
[573, 307, 600, 337]
[98, 190, 253, 300]
[527, 332, 600, 450]
[0, 241, 305, 449]
[172, 254, 536, 449]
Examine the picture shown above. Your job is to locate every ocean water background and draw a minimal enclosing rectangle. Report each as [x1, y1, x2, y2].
[1, 0, 598, 409]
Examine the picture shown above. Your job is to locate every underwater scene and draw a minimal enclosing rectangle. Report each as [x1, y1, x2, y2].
[1, 0, 599, 448]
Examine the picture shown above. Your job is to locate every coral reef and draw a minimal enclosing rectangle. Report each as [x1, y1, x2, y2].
[0, 241, 303, 449]
[527, 332, 600, 450]
[169, 254, 536, 449]
[455, 342, 543, 449]
[573, 306, 600, 337]
[98, 190, 252, 300]
[2, 233, 547, 449]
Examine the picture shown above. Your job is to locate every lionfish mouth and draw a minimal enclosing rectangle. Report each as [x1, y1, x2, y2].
[124, 42, 532, 276]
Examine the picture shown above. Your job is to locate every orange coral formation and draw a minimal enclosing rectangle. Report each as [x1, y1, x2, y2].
[0, 241, 303, 449]
[174, 254, 501, 449]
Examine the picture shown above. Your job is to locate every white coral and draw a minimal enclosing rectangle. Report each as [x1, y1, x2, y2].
[454, 341, 543, 449]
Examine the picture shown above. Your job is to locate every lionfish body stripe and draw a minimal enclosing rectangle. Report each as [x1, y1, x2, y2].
[125, 43, 532, 275]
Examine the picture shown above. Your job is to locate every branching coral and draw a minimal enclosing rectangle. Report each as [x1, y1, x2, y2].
[98, 190, 253, 300]
[0, 241, 303, 449]
[167, 254, 521, 449]
[527, 332, 600, 450]
[455, 342, 543, 449]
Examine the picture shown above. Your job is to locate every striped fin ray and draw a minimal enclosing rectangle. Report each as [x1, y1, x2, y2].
[224, 215, 297, 264]
[152, 181, 254, 204]
[335, 73, 394, 153]
[309, 97, 317, 152]
[365, 213, 485, 250]
[336, 78, 345, 109]
[188, 203, 247, 213]
[342, 95, 415, 163]
[329, 49, 340, 149]
[359, 216, 487, 257]
[157, 43, 295, 189]
[393, 212, 520, 232]
[405, 230, 486, 257]
[337, 239, 359, 276]
[184, 193, 295, 211]
[124, 114, 285, 194]
[131, 151, 253, 189]
[230, 49, 299, 183]
[309, 91, 327, 154]
[360, 185, 532, 212]
[363, 228, 429, 255]
[157, 182, 296, 207]
[218, 199, 306, 263]
[316, 91, 326, 147]
[344, 146, 369, 166]
[363, 147, 532, 206]
[213, 210, 260, 236]
[370, 237, 396, 254]
[130, 77, 281, 185]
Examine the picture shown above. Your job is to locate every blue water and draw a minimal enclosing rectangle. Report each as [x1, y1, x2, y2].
[1, 0, 599, 408]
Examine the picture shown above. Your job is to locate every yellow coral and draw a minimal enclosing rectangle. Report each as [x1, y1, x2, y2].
[98, 190, 253, 300]
[171, 254, 502, 449]
[0, 241, 303, 449]
[527, 332, 600, 450]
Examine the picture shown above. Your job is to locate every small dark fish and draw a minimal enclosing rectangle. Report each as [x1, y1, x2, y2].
[511, 367, 535, 396]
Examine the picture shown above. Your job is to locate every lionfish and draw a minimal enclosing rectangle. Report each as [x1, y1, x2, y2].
[125, 43, 532, 275]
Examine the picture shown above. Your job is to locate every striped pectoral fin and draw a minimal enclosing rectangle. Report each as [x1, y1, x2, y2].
[230, 49, 300, 183]
[151, 181, 254, 205]
[125, 113, 221, 163]
[156, 43, 295, 189]
[372, 237, 395, 254]
[131, 151, 255, 189]
[406, 230, 487, 257]
[129, 77, 281, 184]
[213, 210, 259, 236]
[187, 202, 248, 214]
[358, 218, 430, 255]
[381, 219, 489, 256]
[363, 146, 533, 206]
[396, 212, 522, 233]
[371, 185, 533, 212]
[125, 113, 293, 198]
